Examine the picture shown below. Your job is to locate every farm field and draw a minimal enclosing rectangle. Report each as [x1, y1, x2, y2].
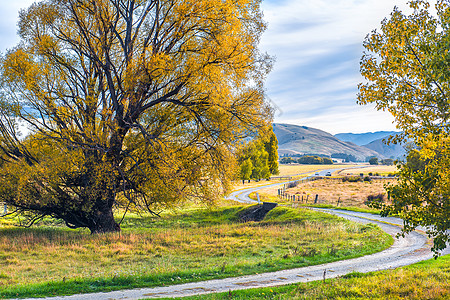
[0, 206, 391, 299]
[177, 254, 450, 300]
[250, 165, 398, 209]
[231, 163, 362, 191]
[337, 165, 398, 176]
[276, 163, 360, 177]
[282, 178, 394, 207]
[253, 178, 395, 208]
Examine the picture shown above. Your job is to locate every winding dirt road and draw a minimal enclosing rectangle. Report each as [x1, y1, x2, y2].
[226, 168, 336, 204]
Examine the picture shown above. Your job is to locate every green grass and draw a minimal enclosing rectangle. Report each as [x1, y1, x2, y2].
[174, 254, 450, 300]
[297, 204, 382, 215]
[0, 205, 392, 299]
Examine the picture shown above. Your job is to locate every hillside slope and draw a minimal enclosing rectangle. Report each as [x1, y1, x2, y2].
[273, 123, 382, 161]
[335, 131, 400, 146]
[363, 138, 407, 159]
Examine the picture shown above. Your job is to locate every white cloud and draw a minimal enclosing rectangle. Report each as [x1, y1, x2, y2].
[260, 0, 414, 133]
[0, 0, 35, 53]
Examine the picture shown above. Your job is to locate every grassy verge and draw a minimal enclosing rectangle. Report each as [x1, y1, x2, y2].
[0, 206, 392, 298]
[296, 204, 382, 215]
[175, 254, 450, 300]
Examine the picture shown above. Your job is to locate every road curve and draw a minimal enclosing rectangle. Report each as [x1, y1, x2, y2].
[227, 168, 337, 204]
[14, 208, 448, 300]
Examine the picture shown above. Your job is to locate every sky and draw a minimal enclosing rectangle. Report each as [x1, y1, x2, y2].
[0, 0, 413, 134]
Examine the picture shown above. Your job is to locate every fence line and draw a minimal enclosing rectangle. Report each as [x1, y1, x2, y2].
[276, 175, 395, 206]
[277, 191, 344, 206]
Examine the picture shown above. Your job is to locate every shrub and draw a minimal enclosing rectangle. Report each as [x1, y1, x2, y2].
[286, 181, 300, 189]
[365, 193, 386, 208]
[369, 157, 379, 165]
[342, 176, 362, 182]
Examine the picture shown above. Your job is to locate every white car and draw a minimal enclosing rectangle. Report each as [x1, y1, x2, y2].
[325, 172, 332, 176]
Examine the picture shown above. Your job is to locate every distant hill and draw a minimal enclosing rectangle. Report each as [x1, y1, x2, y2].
[334, 131, 400, 146]
[273, 123, 382, 161]
[363, 137, 408, 159]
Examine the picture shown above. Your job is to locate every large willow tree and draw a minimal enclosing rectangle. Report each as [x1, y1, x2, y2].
[0, 0, 273, 233]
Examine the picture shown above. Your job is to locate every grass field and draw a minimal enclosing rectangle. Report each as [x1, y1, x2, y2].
[276, 164, 361, 177]
[0, 206, 391, 298]
[286, 178, 395, 207]
[253, 177, 396, 210]
[176, 254, 450, 300]
[337, 165, 398, 176]
[231, 164, 362, 192]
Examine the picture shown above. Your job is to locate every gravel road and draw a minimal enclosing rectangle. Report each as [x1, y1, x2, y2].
[226, 168, 338, 204]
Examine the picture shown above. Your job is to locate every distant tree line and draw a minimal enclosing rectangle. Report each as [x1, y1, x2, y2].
[367, 157, 395, 166]
[331, 153, 358, 162]
[280, 155, 333, 165]
[280, 153, 329, 158]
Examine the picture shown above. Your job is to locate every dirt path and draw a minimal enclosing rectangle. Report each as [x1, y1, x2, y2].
[12, 208, 447, 300]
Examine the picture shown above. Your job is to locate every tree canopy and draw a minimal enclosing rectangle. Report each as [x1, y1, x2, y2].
[237, 129, 278, 182]
[368, 157, 378, 165]
[0, 0, 273, 233]
[358, 0, 450, 254]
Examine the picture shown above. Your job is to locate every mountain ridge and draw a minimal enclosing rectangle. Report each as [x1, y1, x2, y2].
[363, 137, 407, 159]
[273, 123, 382, 161]
[334, 131, 401, 146]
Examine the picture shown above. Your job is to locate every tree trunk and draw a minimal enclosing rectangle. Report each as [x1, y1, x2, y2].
[89, 207, 121, 234]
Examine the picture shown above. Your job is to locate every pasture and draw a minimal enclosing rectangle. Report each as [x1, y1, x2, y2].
[0, 206, 391, 298]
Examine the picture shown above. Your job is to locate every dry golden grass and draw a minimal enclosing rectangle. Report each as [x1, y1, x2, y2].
[231, 179, 276, 191]
[231, 164, 362, 191]
[337, 165, 398, 176]
[277, 164, 360, 177]
[257, 178, 396, 207]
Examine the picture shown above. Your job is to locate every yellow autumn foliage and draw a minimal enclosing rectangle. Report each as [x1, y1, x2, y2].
[0, 0, 272, 233]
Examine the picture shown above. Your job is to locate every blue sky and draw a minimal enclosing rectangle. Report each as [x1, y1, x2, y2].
[1, 0, 412, 134]
[259, 0, 412, 134]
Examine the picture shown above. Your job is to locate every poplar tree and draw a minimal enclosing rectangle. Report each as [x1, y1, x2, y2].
[358, 0, 450, 254]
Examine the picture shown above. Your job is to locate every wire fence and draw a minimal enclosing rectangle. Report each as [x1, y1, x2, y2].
[277, 175, 395, 206]
[276, 176, 325, 204]
[277, 191, 344, 206]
